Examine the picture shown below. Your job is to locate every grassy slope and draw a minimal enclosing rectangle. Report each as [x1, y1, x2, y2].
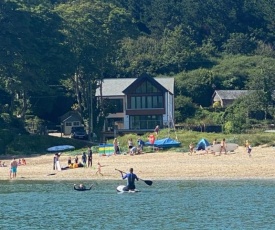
[1, 129, 275, 156]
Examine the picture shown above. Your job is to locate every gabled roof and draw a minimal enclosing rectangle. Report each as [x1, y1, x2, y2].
[59, 111, 82, 122]
[95, 75, 174, 97]
[122, 73, 168, 94]
[213, 90, 250, 100]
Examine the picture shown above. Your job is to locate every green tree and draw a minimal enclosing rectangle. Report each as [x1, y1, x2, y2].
[0, 0, 70, 118]
[222, 33, 257, 55]
[174, 95, 196, 122]
[175, 69, 216, 107]
[55, 0, 137, 135]
[247, 57, 275, 119]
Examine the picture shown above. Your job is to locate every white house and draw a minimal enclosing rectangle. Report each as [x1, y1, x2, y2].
[95, 73, 174, 133]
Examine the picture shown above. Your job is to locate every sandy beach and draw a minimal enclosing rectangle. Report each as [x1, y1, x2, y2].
[1, 146, 274, 181]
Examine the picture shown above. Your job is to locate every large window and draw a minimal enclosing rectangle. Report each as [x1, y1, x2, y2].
[135, 81, 160, 94]
[129, 115, 162, 129]
[130, 95, 163, 109]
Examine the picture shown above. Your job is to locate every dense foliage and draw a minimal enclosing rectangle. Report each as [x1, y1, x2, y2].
[0, 0, 275, 138]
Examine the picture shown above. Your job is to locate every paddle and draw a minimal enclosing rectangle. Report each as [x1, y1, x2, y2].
[115, 168, 153, 186]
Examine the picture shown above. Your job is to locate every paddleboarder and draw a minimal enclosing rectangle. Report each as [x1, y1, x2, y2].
[120, 168, 139, 191]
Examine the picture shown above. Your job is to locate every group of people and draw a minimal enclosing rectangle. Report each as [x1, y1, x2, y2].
[189, 138, 252, 156]
[63, 147, 93, 169]
[128, 137, 145, 155]
[18, 158, 27, 165]
[112, 125, 160, 156]
[78, 147, 93, 167]
[112, 137, 145, 156]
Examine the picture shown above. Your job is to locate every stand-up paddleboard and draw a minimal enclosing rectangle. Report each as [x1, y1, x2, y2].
[116, 185, 140, 193]
[206, 143, 238, 153]
[47, 145, 75, 152]
[55, 161, 61, 171]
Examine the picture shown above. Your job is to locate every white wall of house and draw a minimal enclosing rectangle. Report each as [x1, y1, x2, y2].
[124, 115, 129, 129]
[63, 121, 81, 135]
[163, 92, 174, 127]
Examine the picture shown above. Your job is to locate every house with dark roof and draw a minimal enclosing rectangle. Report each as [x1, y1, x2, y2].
[212, 90, 250, 107]
[95, 73, 174, 136]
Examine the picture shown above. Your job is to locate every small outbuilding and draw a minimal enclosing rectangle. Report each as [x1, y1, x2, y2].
[59, 111, 84, 135]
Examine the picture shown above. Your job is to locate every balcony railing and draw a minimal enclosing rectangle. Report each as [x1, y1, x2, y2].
[105, 120, 162, 131]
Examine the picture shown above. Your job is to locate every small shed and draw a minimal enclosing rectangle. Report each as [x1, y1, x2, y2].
[60, 111, 83, 135]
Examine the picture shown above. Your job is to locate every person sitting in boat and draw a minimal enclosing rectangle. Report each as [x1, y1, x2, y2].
[120, 168, 139, 191]
[73, 184, 93, 191]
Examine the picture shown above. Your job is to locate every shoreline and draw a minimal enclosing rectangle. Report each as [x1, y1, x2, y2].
[1, 146, 275, 181]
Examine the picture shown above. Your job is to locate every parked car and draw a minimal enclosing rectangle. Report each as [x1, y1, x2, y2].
[70, 126, 88, 140]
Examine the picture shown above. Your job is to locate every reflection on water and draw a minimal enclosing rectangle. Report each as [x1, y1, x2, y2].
[0, 180, 274, 230]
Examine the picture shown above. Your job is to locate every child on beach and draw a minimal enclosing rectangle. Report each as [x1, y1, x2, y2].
[189, 142, 194, 155]
[96, 162, 104, 176]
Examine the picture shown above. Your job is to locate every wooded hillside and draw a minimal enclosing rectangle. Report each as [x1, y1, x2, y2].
[0, 0, 274, 134]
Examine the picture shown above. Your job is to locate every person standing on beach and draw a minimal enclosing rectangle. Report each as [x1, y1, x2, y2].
[82, 152, 87, 166]
[87, 147, 93, 167]
[53, 153, 61, 170]
[10, 158, 18, 179]
[219, 138, 227, 155]
[246, 142, 252, 157]
[247, 144, 252, 157]
[154, 125, 160, 137]
[113, 138, 119, 155]
[53, 153, 57, 170]
[128, 138, 133, 153]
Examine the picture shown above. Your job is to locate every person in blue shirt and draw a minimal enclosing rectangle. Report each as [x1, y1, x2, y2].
[121, 168, 139, 191]
[137, 138, 145, 151]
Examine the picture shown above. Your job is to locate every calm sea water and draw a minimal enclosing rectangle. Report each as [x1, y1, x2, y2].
[0, 180, 274, 230]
